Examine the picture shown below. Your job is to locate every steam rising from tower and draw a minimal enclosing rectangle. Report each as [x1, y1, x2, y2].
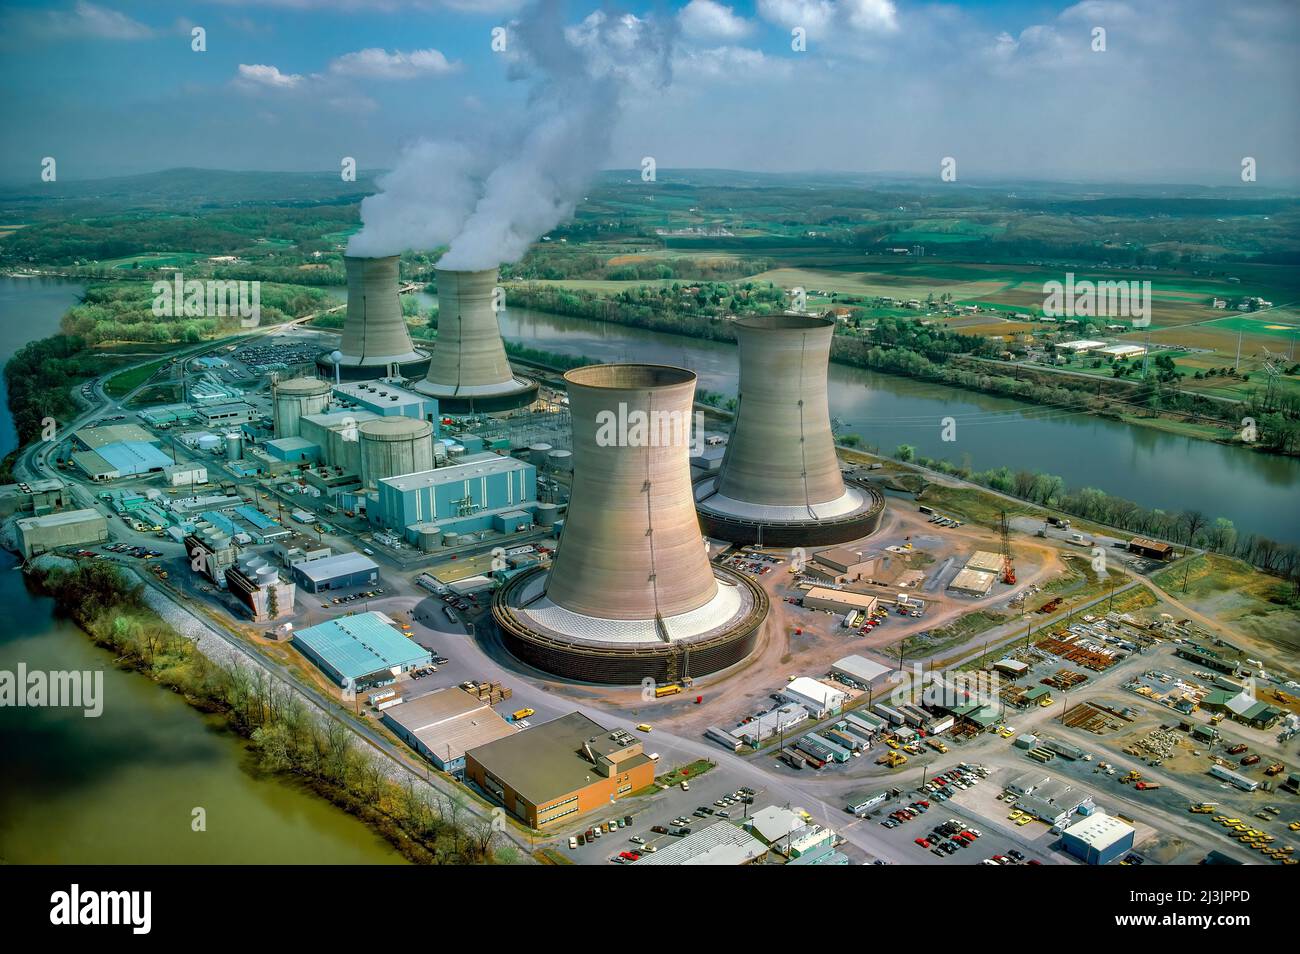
[344, 3, 674, 269]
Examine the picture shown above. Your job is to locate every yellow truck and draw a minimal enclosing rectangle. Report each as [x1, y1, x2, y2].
[512, 708, 535, 721]
[654, 684, 683, 698]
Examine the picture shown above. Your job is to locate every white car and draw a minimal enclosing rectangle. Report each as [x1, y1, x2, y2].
[568, 836, 578, 849]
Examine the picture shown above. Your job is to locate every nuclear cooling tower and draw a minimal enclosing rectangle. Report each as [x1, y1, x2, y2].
[493, 364, 767, 685]
[317, 255, 429, 380]
[414, 267, 537, 412]
[694, 314, 884, 545]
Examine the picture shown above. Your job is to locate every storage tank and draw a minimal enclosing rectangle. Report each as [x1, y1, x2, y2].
[546, 449, 572, 472]
[256, 566, 279, 589]
[413, 524, 442, 552]
[535, 502, 559, 527]
[358, 417, 434, 488]
[442, 531, 460, 549]
[273, 377, 332, 439]
[336, 255, 424, 371]
[197, 434, 221, 452]
[529, 443, 553, 467]
[414, 266, 537, 411]
[225, 432, 244, 461]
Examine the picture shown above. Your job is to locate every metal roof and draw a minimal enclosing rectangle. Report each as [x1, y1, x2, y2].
[291, 551, 378, 582]
[292, 612, 427, 680]
[379, 452, 529, 492]
[95, 441, 173, 475]
[381, 687, 515, 764]
[634, 821, 767, 866]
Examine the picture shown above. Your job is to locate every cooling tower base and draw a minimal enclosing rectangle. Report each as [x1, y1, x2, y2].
[411, 376, 538, 413]
[315, 350, 431, 382]
[693, 477, 886, 546]
[493, 564, 767, 685]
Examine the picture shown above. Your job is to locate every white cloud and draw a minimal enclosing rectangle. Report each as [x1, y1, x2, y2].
[234, 63, 305, 90]
[328, 48, 460, 79]
[843, 0, 898, 33]
[14, 1, 155, 41]
[757, 0, 836, 34]
[679, 0, 753, 41]
[674, 45, 793, 82]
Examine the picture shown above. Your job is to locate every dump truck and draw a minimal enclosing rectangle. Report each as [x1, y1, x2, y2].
[876, 750, 908, 768]
[1135, 781, 1161, 791]
[1189, 803, 1218, 813]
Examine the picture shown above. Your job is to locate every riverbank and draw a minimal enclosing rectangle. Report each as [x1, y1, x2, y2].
[505, 288, 1298, 457]
[21, 557, 506, 864]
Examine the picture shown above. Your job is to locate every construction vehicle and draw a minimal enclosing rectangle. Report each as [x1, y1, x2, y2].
[876, 750, 908, 768]
[1265, 762, 1285, 776]
[1189, 803, 1217, 814]
[1135, 781, 1161, 791]
[926, 738, 949, 754]
[1120, 770, 1142, 785]
[511, 708, 535, 721]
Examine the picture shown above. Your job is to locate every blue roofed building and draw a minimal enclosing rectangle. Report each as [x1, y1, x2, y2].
[291, 611, 430, 691]
[372, 452, 537, 536]
[73, 441, 173, 480]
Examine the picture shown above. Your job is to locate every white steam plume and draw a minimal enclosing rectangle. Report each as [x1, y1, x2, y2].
[347, 1, 675, 269]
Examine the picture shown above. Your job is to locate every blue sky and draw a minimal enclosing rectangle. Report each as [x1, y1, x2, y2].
[1, 0, 1297, 186]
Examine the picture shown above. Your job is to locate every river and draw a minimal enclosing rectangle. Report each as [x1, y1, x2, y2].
[481, 302, 1299, 545]
[0, 276, 404, 863]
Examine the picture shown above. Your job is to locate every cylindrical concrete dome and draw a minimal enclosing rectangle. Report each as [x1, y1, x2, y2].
[415, 267, 537, 411]
[544, 364, 716, 620]
[546, 449, 572, 472]
[358, 416, 434, 488]
[273, 376, 332, 439]
[716, 314, 845, 508]
[338, 255, 424, 367]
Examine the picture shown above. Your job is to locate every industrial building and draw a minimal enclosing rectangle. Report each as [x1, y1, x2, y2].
[163, 462, 208, 487]
[71, 424, 173, 481]
[15, 509, 108, 558]
[380, 687, 515, 775]
[965, 550, 1004, 574]
[731, 702, 810, 746]
[413, 266, 537, 411]
[781, 677, 847, 718]
[372, 452, 537, 538]
[224, 555, 296, 622]
[1061, 812, 1135, 865]
[464, 712, 654, 829]
[745, 805, 837, 860]
[801, 586, 878, 616]
[332, 379, 438, 422]
[184, 522, 236, 589]
[948, 567, 997, 597]
[634, 821, 768, 866]
[807, 546, 880, 584]
[272, 377, 332, 438]
[1128, 536, 1174, 561]
[0, 478, 70, 519]
[494, 364, 766, 684]
[694, 314, 884, 545]
[830, 654, 892, 688]
[291, 612, 430, 691]
[195, 402, 259, 428]
[290, 551, 379, 593]
[319, 255, 429, 380]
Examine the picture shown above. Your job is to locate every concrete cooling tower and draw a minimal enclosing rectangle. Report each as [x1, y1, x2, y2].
[318, 255, 429, 380]
[494, 364, 767, 685]
[414, 267, 537, 412]
[694, 314, 884, 545]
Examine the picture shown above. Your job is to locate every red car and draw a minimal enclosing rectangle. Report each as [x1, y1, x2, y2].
[914, 838, 930, 848]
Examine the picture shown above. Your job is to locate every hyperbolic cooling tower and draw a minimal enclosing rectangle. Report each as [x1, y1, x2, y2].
[493, 364, 768, 685]
[694, 314, 884, 545]
[321, 256, 428, 380]
[414, 267, 537, 412]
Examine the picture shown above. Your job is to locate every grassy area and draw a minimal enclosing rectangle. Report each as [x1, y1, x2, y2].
[916, 483, 1031, 529]
[656, 759, 715, 787]
[1152, 553, 1300, 657]
[104, 357, 169, 397]
[900, 609, 1008, 659]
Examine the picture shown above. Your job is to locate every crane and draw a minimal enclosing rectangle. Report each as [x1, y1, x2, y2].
[1000, 509, 1016, 585]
